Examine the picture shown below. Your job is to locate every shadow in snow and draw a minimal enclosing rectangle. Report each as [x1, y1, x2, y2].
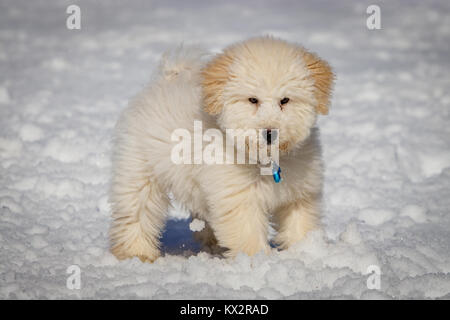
[160, 218, 202, 257]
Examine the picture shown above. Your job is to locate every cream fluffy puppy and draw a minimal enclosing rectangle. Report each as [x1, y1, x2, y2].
[109, 37, 334, 262]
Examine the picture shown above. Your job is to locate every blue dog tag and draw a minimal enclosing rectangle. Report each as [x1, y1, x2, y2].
[272, 161, 281, 183]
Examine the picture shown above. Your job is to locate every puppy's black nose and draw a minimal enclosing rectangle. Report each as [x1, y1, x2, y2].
[263, 129, 277, 145]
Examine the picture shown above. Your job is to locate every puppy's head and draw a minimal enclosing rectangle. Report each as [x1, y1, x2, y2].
[202, 37, 334, 157]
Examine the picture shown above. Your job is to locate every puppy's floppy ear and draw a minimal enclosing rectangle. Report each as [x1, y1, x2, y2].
[201, 52, 234, 115]
[303, 51, 335, 115]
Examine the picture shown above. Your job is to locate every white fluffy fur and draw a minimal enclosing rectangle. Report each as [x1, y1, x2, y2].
[109, 37, 333, 262]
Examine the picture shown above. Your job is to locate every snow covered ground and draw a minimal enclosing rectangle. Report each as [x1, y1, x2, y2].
[1, 0, 450, 299]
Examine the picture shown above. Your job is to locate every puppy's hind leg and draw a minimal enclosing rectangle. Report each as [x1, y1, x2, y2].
[109, 165, 168, 263]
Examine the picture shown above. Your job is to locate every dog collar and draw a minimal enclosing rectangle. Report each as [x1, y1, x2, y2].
[272, 160, 282, 183]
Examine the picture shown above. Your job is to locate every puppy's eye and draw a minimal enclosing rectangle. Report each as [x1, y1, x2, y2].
[248, 97, 259, 104]
[280, 97, 290, 105]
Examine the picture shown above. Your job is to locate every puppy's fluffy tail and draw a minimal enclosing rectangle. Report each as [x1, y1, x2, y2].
[158, 45, 207, 80]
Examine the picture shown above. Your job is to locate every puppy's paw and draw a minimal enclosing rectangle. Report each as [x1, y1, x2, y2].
[110, 239, 160, 263]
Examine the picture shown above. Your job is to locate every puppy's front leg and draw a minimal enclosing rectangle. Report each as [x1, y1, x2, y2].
[274, 193, 320, 249]
[208, 186, 270, 257]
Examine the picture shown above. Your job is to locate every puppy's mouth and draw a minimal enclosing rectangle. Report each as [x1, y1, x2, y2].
[256, 128, 289, 164]
[261, 128, 289, 150]
[262, 130, 289, 150]
[262, 129, 277, 145]
[229, 127, 289, 164]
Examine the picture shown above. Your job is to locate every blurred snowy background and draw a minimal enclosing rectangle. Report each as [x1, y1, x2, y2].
[0, 0, 449, 299]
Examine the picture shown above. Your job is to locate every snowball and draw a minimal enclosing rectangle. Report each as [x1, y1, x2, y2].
[189, 218, 205, 232]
